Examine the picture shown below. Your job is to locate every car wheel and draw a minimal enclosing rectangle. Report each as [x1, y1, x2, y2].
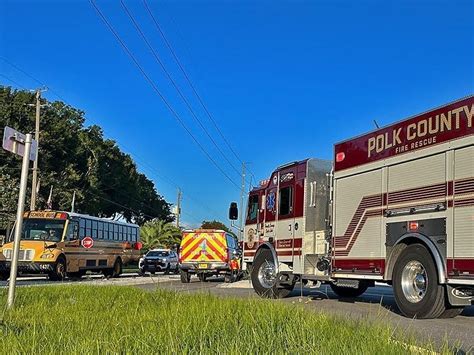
[329, 282, 369, 298]
[49, 256, 66, 281]
[251, 248, 294, 298]
[180, 270, 191, 283]
[392, 243, 446, 319]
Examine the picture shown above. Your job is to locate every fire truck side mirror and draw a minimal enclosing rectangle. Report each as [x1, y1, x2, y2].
[229, 202, 238, 220]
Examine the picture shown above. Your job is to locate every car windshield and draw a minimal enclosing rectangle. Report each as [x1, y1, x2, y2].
[147, 251, 169, 257]
[21, 219, 65, 242]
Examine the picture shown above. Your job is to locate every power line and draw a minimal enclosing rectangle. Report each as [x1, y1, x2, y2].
[121, 0, 241, 179]
[0, 74, 28, 90]
[90, 0, 240, 191]
[143, 0, 257, 184]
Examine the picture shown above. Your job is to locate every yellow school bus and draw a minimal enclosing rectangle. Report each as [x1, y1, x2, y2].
[0, 211, 141, 281]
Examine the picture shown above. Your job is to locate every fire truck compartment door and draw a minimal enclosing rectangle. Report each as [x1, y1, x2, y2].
[453, 146, 474, 275]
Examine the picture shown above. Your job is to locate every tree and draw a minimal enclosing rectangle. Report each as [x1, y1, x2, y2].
[0, 85, 173, 225]
[200, 220, 236, 237]
[140, 220, 182, 250]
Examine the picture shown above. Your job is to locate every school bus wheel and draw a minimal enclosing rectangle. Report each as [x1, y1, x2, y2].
[49, 256, 66, 281]
[67, 270, 85, 280]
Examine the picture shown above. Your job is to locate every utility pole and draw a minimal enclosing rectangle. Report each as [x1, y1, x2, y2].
[30, 88, 46, 211]
[238, 162, 246, 242]
[176, 188, 182, 228]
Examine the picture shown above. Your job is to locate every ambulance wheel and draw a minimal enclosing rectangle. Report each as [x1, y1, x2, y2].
[198, 273, 207, 282]
[180, 270, 191, 283]
[0, 271, 9, 281]
[330, 282, 369, 298]
[392, 244, 446, 319]
[251, 248, 294, 298]
[49, 256, 67, 281]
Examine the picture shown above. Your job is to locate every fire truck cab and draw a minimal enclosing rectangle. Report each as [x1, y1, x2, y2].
[237, 95, 474, 319]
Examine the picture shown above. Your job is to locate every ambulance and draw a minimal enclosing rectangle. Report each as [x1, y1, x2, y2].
[178, 229, 241, 283]
[233, 95, 474, 318]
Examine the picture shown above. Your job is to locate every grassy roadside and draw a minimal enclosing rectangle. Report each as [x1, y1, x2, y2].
[0, 285, 447, 354]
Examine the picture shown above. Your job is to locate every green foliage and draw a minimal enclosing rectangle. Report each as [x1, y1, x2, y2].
[0, 86, 172, 224]
[201, 220, 236, 237]
[0, 285, 448, 353]
[140, 220, 181, 250]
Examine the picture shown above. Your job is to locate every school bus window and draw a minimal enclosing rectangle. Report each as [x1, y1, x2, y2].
[114, 224, 119, 240]
[279, 186, 293, 216]
[79, 219, 85, 238]
[86, 219, 92, 237]
[98, 222, 103, 239]
[91, 221, 97, 239]
[103, 222, 109, 240]
[66, 221, 79, 240]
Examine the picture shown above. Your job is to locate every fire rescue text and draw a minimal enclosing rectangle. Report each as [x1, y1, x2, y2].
[367, 104, 473, 157]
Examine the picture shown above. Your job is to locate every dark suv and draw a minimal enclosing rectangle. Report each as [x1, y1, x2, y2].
[139, 249, 179, 275]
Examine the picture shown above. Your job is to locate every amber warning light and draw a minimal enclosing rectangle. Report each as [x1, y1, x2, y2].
[336, 152, 345, 163]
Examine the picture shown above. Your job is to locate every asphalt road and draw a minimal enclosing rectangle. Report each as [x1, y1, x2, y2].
[2, 273, 473, 352]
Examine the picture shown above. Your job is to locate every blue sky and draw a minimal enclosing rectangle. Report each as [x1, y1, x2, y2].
[1, 0, 473, 227]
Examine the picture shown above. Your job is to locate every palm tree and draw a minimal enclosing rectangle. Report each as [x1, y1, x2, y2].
[140, 220, 181, 250]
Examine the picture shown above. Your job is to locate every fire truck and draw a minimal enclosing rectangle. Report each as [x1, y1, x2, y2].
[233, 95, 473, 319]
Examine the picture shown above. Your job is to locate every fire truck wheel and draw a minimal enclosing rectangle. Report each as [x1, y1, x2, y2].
[392, 243, 446, 319]
[49, 256, 67, 281]
[329, 282, 369, 298]
[438, 307, 464, 319]
[180, 270, 191, 283]
[251, 249, 294, 298]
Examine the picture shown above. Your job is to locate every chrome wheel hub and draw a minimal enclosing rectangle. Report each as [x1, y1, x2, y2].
[258, 260, 276, 289]
[401, 260, 427, 303]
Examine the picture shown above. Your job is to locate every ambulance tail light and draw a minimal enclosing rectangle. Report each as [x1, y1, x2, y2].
[409, 221, 419, 231]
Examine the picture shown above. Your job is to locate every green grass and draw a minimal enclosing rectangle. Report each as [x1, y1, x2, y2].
[0, 286, 446, 354]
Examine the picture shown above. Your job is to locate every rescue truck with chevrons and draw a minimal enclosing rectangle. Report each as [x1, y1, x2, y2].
[178, 229, 241, 283]
[237, 95, 474, 318]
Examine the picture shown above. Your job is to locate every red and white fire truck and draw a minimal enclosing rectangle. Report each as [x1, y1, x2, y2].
[233, 95, 473, 319]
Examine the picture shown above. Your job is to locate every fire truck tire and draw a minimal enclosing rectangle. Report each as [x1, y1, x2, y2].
[438, 307, 464, 319]
[329, 282, 369, 298]
[49, 256, 67, 281]
[392, 243, 446, 319]
[180, 270, 191, 283]
[251, 249, 294, 299]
